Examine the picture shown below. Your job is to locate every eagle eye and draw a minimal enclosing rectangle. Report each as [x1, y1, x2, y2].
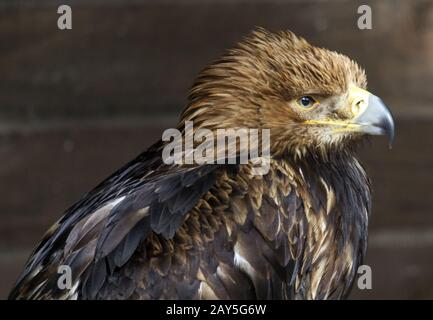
[297, 96, 317, 109]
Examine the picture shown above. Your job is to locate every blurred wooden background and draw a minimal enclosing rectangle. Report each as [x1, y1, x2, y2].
[0, 0, 432, 299]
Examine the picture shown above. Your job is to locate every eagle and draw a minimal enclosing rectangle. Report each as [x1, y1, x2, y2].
[9, 28, 394, 300]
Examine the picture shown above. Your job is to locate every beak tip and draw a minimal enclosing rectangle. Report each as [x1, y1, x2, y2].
[360, 94, 395, 148]
[384, 111, 395, 149]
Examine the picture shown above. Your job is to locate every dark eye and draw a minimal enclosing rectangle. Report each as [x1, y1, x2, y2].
[297, 96, 317, 108]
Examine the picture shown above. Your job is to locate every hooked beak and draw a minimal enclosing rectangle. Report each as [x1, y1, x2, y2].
[349, 86, 395, 147]
[304, 86, 395, 147]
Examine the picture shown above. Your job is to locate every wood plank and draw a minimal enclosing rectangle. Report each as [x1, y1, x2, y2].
[0, 0, 432, 120]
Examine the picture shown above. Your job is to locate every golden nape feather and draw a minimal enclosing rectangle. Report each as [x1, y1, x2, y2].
[9, 28, 394, 300]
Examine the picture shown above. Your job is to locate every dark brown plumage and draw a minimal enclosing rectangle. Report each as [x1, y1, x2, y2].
[9, 28, 394, 300]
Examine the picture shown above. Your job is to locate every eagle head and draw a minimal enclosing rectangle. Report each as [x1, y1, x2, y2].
[181, 28, 394, 159]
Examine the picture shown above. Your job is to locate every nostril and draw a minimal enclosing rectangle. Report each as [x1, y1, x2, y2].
[352, 99, 365, 116]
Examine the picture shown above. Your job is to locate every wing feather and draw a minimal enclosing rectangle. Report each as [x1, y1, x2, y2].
[9, 143, 222, 299]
